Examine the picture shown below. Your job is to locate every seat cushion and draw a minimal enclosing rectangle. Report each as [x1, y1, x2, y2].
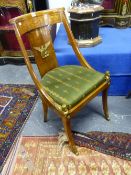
[41, 65, 105, 108]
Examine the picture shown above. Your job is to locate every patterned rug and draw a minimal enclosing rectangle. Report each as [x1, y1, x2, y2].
[73, 131, 131, 161]
[0, 84, 38, 173]
[7, 132, 131, 175]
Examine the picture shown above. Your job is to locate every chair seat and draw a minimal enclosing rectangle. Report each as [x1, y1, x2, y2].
[41, 65, 105, 108]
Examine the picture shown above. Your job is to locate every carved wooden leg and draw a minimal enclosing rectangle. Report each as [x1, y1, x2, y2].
[62, 117, 78, 155]
[102, 88, 110, 121]
[42, 99, 48, 122]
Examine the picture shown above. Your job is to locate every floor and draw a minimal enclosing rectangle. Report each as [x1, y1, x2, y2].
[0, 64, 131, 135]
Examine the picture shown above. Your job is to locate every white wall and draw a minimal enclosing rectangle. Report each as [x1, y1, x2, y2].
[47, 0, 71, 18]
[47, 0, 72, 31]
[47, 0, 71, 11]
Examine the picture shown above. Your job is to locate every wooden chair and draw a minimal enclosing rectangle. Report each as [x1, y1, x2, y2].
[10, 8, 110, 155]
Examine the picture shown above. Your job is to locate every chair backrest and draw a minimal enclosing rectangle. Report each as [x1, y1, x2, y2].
[10, 8, 82, 76]
[10, 8, 92, 88]
[11, 9, 66, 77]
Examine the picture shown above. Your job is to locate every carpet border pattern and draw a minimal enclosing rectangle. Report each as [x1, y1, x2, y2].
[0, 84, 38, 173]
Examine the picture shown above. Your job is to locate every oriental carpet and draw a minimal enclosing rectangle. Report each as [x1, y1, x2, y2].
[0, 84, 38, 173]
[8, 132, 131, 175]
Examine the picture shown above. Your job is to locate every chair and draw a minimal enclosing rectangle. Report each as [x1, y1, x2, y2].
[10, 8, 110, 155]
[0, 0, 32, 58]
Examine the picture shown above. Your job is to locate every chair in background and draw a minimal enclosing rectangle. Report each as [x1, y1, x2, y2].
[10, 8, 110, 154]
[0, 0, 30, 57]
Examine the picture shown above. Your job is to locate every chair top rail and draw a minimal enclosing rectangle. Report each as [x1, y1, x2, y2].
[10, 7, 65, 35]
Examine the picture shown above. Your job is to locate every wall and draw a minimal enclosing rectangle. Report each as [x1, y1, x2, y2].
[47, 0, 71, 19]
[47, 0, 71, 13]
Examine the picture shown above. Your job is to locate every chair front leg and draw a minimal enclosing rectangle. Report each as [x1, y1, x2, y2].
[62, 116, 78, 155]
[102, 88, 110, 121]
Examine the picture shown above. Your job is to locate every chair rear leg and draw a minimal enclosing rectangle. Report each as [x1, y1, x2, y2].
[42, 99, 48, 122]
[62, 117, 78, 155]
[102, 88, 110, 121]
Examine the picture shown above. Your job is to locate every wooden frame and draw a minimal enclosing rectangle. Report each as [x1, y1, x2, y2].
[10, 8, 110, 155]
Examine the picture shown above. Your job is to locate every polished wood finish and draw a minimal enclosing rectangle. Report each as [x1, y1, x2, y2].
[10, 8, 110, 154]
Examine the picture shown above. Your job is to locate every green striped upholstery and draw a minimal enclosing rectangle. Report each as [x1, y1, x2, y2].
[41, 65, 105, 108]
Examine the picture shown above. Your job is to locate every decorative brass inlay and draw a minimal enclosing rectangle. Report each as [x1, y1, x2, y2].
[122, 2, 127, 16]
[27, 0, 33, 12]
[101, 15, 131, 18]
[117, 21, 128, 26]
[34, 41, 50, 59]
[69, 16, 100, 22]
[105, 71, 110, 84]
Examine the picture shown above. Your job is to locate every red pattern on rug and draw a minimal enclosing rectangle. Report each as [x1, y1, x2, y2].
[9, 136, 131, 175]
